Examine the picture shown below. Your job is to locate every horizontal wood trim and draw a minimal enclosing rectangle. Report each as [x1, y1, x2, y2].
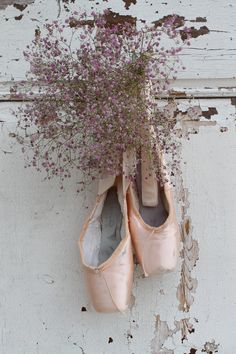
[1, 78, 236, 101]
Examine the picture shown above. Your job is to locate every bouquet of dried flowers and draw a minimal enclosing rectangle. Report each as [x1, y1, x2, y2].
[13, 10, 191, 191]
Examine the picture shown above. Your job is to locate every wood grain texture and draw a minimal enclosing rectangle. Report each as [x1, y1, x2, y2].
[0, 0, 236, 84]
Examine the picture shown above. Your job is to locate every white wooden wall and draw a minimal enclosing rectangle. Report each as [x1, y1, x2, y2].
[0, 1, 236, 353]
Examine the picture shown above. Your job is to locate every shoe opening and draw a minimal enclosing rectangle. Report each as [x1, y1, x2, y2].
[82, 181, 125, 267]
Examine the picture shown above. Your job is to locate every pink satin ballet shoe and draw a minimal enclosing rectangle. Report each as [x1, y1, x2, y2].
[127, 149, 181, 277]
[78, 175, 134, 313]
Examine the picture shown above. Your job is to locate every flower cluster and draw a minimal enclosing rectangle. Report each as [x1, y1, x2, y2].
[14, 10, 191, 191]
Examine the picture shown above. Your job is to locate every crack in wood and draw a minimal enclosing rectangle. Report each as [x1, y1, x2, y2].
[57, 0, 61, 18]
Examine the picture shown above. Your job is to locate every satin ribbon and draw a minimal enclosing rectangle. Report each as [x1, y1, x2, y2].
[98, 149, 137, 196]
[98, 126, 169, 206]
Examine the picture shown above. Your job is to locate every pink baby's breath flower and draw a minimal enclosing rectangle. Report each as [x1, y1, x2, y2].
[14, 9, 191, 191]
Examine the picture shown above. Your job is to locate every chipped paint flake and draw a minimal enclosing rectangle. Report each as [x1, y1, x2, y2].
[174, 318, 195, 342]
[181, 120, 217, 135]
[202, 340, 220, 353]
[177, 217, 199, 312]
[151, 315, 173, 354]
[151, 316, 196, 353]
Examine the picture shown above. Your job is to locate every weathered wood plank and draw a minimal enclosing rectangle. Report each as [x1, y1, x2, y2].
[1, 1, 236, 353]
[0, 0, 236, 84]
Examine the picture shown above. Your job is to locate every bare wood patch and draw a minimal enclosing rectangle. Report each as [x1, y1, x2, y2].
[190, 17, 207, 23]
[188, 349, 197, 354]
[180, 26, 210, 41]
[122, 0, 137, 10]
[153, 14, 210, 41]
[0, 0, 34, 11]
[202, 107, 218, 119]
[153, 14, 185, 28]
[231, 97, 236, 107]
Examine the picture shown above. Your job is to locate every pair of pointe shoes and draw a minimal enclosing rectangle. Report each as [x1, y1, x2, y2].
[78, 154, 181, 313]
